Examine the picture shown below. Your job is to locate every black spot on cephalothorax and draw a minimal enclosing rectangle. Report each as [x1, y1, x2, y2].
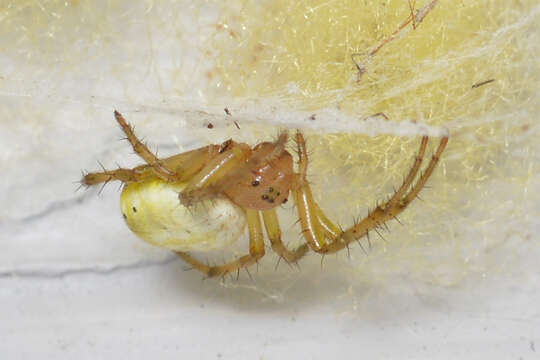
[122, 213, 127, 219]
[252, 180, 260, 186]
[132, 206, 137, 213]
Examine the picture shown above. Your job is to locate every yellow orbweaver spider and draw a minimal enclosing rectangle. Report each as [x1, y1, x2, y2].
[83, 111, 448, 278]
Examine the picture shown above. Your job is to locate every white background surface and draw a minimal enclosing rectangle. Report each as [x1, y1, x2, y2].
[1, 1, 539, 359]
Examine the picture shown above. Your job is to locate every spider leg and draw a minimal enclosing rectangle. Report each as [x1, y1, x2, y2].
[293, 131, 448, 254]
[82, 144, 221, 186]
[335, 136, 447, 253]
[82, 167, 152, 186]
[178, 142, 252, 206]
[175, 209, 266, 278]
[158, 145, 220, 182]
[384, 136, 428, 209]
[292, 173, 330, 252]
[113, 111, 176, 181]
[261, 209, 309, 264]
[291, 132, 337, 253]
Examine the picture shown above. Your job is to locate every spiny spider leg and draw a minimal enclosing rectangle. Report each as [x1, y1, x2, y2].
[82, 167, 150, 186]
[84, 112, 229, 189]
[82, 146, 219, 187]
[113, 110, 176, 181]
[261, 209, 309, 264]
[336, 137, 447, 253]
[176, 209, 265, 278]
[292, 132, 345, 252]
[384, 136, 428, 210]
[294, 131, 448, 254]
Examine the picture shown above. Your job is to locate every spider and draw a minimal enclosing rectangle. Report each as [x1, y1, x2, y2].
[83, 111, 448, 278]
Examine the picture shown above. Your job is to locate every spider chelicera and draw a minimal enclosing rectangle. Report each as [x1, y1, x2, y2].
[83, 111, 448, 278]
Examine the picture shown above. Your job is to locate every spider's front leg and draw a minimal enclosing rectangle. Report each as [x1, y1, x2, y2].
[293, 132, 448, 254]
[113, 111, 179, 181]
[176, 209, 266, 278]
[82, 167, 152, 186]
[82, 111, 226, 188]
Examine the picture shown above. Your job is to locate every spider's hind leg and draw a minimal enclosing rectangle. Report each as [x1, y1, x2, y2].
[176, 209, 266, 278]
[336, 136, 448, 252]
[293, 131, 448, 255]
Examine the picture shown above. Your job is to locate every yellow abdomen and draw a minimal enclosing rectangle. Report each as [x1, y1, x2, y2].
[120, 179, 246, 252]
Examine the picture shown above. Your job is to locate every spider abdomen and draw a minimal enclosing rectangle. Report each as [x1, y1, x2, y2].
[120, 179, 246, 252]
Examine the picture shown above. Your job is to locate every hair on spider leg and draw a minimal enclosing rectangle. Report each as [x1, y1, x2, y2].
[97, 179, 111, 196]
[279, 251, 297, 270]
[73, 179, 88, 193]
[274, 255, 283, 271]
[356, 239, 368, 256]
[274, 253, 296, 272]
[115, 182, 125, 192]
[244, 266, 253, 281]
[345, 243, 351, 260]
[373, 227, 387, 243]
[366, 230, 372, 249]
[96, 159, 107, 172]
[381, 220, 391, 233]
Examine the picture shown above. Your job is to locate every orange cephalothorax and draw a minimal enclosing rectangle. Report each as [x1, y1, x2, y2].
[224, 141, 294, 210]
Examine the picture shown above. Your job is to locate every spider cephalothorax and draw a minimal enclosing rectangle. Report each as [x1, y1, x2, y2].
[83, 111, 448, 278]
